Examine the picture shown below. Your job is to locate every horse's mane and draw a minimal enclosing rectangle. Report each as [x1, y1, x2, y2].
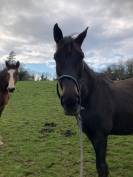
[0, 69, 8, 92]
[57, 36, 83, 54]
[83, 61, 113, 85]
[0, 69, 7, 78]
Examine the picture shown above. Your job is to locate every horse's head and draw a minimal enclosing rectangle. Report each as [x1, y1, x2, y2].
[5, 61, 20, 92]
[53, 24, 88, 115]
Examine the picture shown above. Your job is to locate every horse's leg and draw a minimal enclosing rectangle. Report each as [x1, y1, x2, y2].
[89, 133, 109, 177]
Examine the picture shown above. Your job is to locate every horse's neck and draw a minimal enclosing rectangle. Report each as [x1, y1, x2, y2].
[80, 62, 96, 105]
[0, 69, 6, 78]
[0, 69, 7, 93]
[80, 62, 112, 106]
[82, 62, 96, 86]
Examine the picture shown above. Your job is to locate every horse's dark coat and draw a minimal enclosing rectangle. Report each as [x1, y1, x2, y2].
[0, 61, 19, 116]
[0, 69, 9, 116]
[53, 24, 133, 177]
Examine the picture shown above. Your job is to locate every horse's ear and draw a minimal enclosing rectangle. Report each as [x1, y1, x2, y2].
[16, 61, 20, 68]
[75, 27, 88, 46]
[5, 61, 10, 68]
[53, 23, 63, 43]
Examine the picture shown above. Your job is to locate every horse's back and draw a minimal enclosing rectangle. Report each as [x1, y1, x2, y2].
[113, 77, 133, 89]
[111, 77, 133, 135]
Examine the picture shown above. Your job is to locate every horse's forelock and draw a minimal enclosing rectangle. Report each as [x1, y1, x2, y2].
[56, 36, 82, 54]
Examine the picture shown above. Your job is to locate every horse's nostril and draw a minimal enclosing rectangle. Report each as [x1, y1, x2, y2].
[61, 95, 80, 115]
[8, 88, 15, 92]
[5, 83, 8, 88]
[61, 96, 79, 108]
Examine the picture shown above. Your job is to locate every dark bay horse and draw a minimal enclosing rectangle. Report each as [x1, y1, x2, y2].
[0, 60, 20, 116]
[53, 24, 133, 177]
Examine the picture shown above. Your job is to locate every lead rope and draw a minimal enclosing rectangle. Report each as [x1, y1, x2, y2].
[76, 113, 84, 177]
[56, 75, 84, 177]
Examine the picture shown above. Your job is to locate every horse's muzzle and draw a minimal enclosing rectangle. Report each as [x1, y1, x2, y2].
[61, 96, 80, 116]
[8, 88, 15, 93]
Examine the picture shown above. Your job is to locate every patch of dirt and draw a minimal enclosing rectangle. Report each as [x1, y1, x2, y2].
[62, 129, 76, 137]
[47, 162, 55, 168]
[13, 158, 35, 167]
[39, 122, 57, 136]
[23, 171, 35, 176]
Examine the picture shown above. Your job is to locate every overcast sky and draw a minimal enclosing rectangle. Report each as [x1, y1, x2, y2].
[0, 0, 133, 73]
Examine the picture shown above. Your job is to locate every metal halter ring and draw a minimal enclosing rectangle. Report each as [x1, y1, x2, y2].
[56, 75, 80, 99]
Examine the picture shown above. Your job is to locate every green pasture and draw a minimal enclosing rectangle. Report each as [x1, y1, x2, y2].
[0, 81, 133, 177]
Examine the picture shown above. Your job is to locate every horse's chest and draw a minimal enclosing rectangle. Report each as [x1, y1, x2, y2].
[81, 108, 113, 136]
[81, 110, 101, 133]
[0, 92, 10, 106]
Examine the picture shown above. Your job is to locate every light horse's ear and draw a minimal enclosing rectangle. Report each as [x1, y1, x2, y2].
[16, 61, 20, 68]
[75, 27, 88, 46]
[53, 23, 63, 43]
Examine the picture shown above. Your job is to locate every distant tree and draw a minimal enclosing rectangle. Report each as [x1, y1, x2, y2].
[114, 63, 125, 80]
[105, 67, 114, 80]
[41, 73, 46, 80]
[19, 65, 33, 81]
[104, 59, 133, 80]
[40, 72, 51, 80]
[4, 51, 34, 81]
[7, 51, 16, 62]
[126, 60, 133, 78]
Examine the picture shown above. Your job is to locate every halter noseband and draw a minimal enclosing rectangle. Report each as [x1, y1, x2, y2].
[56, 75, 80, 100]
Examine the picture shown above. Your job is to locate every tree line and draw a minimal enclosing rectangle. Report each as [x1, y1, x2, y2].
[4, 51, 51, 81]
[104, 59, 133, 80]
[3, 51, 133, 81]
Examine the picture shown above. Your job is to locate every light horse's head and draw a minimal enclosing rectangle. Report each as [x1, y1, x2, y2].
[53, 24, 88, 116]
[5, 61, 20, 92]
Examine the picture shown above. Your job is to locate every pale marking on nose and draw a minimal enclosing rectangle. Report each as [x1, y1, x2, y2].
[8, 69, 15, 89]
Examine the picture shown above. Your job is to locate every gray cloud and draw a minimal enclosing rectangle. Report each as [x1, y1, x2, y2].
[0, 0, 133, 69]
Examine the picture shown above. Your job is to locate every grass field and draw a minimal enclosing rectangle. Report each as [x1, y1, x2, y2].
[0, 81, 133, 177]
